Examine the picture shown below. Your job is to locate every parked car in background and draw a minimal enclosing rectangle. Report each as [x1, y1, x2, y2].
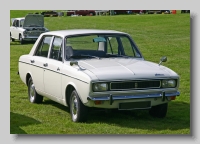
[41, 11, 58, 17]
[147, 10, 171, 14]
[18, 29, 180, 122]
[10, 14, 49, 44]
[181, 10, 190, 13]
[66, 10, 96, 16]
[114, 10, 146, 15]
[147, 10, 162, 14]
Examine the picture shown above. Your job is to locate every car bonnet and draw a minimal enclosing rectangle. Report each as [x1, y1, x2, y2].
[78, 58, 177, 80]
[23, 14, 44, 27]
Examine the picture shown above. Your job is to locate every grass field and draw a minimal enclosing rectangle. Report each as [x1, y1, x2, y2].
[10, 10, 190, 134]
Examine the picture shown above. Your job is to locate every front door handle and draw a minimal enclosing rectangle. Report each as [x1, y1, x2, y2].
[57, 67, 60, 71]
[43, 63, 48, 67]
[30, 60, 35, 63]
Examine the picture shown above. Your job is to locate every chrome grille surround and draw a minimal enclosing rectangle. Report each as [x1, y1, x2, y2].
[28, 31, 43, 36]
[110, 80, 161, 90]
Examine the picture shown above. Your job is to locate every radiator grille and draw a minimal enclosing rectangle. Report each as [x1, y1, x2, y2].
[110, 80, 161, 90]
[28, 31, 43, 36]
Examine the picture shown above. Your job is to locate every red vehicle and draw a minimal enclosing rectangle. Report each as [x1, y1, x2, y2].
[67, 10, 96, 16]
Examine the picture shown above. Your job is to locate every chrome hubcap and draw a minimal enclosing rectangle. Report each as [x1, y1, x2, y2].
[71, 95, 78, 120]
[29, 82, 35, 102]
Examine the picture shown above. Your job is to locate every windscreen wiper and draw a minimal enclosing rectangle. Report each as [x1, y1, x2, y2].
[70, 54, 100, 59]
[106, 54, 130, 58]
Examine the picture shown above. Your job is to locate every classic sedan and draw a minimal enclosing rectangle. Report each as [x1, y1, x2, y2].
[10, 14, 49, 44]
[18, 29, 180, 122]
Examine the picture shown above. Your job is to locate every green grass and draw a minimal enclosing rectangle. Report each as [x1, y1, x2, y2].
[10, 10, 190, 134]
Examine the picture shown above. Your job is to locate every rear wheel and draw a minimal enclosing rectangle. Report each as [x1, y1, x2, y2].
[70, 90, 88, 122]
[10, 33, 15, 42]
[19, 34, 24, 44]
[28, 77, 43, 103]
[149, 103, 168, 118]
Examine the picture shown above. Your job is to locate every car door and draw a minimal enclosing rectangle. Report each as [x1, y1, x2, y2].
[11, 20, 19, 39]
[43, 36, 63, 99]
[30, 35, 53, 93]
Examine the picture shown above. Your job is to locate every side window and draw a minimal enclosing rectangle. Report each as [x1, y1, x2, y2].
[49, 37, 63, 61]
[15, 20, 19, 27]
[120, 37, 140, 57]
[12, 20, 17, 26]
[20, 20, 24, 27]
[107, 37, 119, 54]
[35, 36, 52, 57]
[120, 37, 132, 56]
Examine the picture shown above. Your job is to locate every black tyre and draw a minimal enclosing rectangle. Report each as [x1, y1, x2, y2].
[28, 77, 43, 103]
[19, 34, 24, 44]
[10, 33, 15, 42]
[149, 103, 168, 118]
[70, 90, 88, 122]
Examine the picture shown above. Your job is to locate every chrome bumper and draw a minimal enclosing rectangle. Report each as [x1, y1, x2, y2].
[87, 91, 180, 105]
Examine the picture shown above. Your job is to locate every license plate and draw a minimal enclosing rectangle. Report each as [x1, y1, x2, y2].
[119, 101, 151, 110]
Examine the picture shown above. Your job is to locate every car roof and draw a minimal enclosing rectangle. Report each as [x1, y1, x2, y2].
[11, 17, 25, 25]
[12, 17, 25, 20]
[42, 29, 128, 37]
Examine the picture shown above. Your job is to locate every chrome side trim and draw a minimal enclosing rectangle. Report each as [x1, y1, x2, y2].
[87, 91, 180, 101]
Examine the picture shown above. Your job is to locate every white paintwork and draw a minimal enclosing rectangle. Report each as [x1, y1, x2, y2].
[18, 29, 180, 109]
[78, 58, 178, 80]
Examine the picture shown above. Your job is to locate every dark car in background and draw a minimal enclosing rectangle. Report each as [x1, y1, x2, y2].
[41, 11, 58, 17]
[181, 10, 190, 13]
[67, 10, 96, 16]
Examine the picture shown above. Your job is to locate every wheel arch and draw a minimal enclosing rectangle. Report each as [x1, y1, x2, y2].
[19, 33, 23, 40]
[65, 84, 76, 107]
[26, 73, 32, 86]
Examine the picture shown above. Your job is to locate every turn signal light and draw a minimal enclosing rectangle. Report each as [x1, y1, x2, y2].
[170, 96, 176, 100]
[94, 100, 102, 105]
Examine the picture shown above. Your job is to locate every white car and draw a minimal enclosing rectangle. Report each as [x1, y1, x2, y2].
[10, 14, 49, 44]
[18, 29, 180, 122]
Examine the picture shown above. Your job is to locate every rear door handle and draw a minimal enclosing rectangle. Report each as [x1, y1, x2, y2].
[43, 63, 48, 67]
[30, 60, 35, 63]
[57, 67, 60, 71]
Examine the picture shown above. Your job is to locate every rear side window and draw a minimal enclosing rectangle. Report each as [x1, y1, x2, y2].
[35, 36, 52, 57]
[13, 20, 19, 27]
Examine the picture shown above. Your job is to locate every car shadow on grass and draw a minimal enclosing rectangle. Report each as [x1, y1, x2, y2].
[10, 41, 35, 45]
[10, 112, 41, 134]
[41, 99, 190, 132]
[42, 99, 70, 113]
[87, 101, 190, 131]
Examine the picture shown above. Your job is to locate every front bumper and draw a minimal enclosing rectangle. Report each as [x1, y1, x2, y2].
[87, 91, 180, 105]
[23, 36, 38, 41]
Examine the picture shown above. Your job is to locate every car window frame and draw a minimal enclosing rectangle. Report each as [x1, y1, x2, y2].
[33, 35, 54, 58]
[49, 36, 63, 62]
[64, 33, 143, 61]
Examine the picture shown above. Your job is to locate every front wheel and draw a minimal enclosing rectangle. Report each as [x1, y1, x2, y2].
[149, 103, 168, 118]
[70, 90, 88, 122]
[28, 77, 43, 103]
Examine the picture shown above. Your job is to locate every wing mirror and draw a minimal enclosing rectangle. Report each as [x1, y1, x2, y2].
[70, 61, 85, 70]
[70, 61, 78, 66]
[158, 56, 167, 66]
